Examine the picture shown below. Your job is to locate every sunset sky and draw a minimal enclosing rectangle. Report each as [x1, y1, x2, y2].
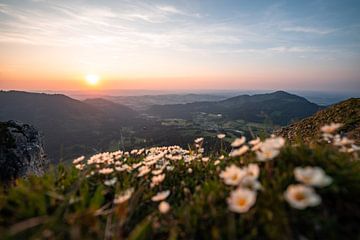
[0, 0, 359, 92]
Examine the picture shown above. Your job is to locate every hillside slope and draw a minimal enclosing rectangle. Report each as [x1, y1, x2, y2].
[0, 91, 140, 161]
[276, 98, 360, 143]
[147, 91, 321, 125]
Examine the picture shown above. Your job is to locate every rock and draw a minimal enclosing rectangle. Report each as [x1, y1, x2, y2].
[0, 121, 48, 183]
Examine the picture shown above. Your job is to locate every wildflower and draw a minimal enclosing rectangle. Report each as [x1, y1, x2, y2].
[214, 160, 221, 166]
[220, 165, 246, 186]
[202, 157, 209, 162]
[231, 136, 246, 148]
[284, 184, 321, 209]
[239, 176, 262, 191]
[255, 138, 284, 161]
[249, 137, 260, 146]
[152, 169, 163, 175]
[219, 155, 225, 160]
[194, 137, 204, 144]
[132, 162, 142, 169]
[152, 190, 170, 202]
[245, 163, 260, 179]
[73, 156, 85, 165]
[99, 168, 114, 175]
[229, 145, 249, 157]
[321, 123, 343, 134]
[137, 166, 151, 177]
[113, 188, 134, 204]
[115, 164, 129, 172]
[151, 174, 166, 188]
[227, 188, 256, 213]
[333, 136, 354, 146]
[187, 168, 193, 173]
[104, 177, 117, 186]
[294, 167, 332, 187]
[263, 137, 285, 149]
[217, 133, 226, 139]
[256, 148, 280, 161]
[251, 142, 262, 151]
[75, 163, 85, 170]
[158, 201, 170, 214]
[166, 166, 174, 171]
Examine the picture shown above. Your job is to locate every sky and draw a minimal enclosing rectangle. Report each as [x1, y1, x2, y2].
[0, 0, 359, 92]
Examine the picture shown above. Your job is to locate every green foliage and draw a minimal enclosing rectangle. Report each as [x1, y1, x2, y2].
[0, 143, 359, 240]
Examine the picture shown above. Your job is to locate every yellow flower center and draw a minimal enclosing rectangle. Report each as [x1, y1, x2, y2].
[294, 192, 306, 201]
[237, 198, 247, 207]
[232, 175, 238, 181]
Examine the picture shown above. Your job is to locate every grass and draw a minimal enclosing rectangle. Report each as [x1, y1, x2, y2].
[0, 140, 359, 240]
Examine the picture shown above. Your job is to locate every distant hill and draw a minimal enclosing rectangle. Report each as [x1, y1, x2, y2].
[0, 91, 140, 161]
[276, 98, 360, 143]
[106, 94, 227, 111]
[83, 98, 138, 122]
[147, 91, 322, 125]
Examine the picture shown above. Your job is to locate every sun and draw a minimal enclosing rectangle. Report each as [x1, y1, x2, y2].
[85, 74, 100, 86]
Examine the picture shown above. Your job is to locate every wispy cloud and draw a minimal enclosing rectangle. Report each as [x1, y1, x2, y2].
[281, 26, 336, 35]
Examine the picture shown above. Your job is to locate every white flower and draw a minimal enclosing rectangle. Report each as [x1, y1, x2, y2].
[115, 164, 129, 172]
[219, 155, 225, 160]
[245, 163, 260, 179]
[263, 137, 285, 149]
[194, 137, 204, 144]
[321, 123, 343, 134]
[220, 165, 247, 186]
[294, 167, 332, 187]
[229, 145, 249, 157]
[104, 177, 117, 186]
[255, 137, 284, 161]
[333, 137, 354, 146]
[284, 184, 321, 209]
[137, 166, 151, 177]
[187, 168, 193, 173]
[227, 188, 256, 213]
[231, 136, 246, 148]
[151, 190, 170, 202]
[251, 142, 262, 151]
[239, 176, 262, 191]
[113, 188, 134, 204]
[99, 168, 114, 175]
[217, 134, 226, 139]
[214, 160, 221, 166]
[202, 157, 209, 162]
[152, 169, 163, 175]
[158, 201, 170, 214]
[151, 174, 166, 188]
[75, 163, 85, 170]
[73, 156, 85, 165]
[249, 137, 261, 146]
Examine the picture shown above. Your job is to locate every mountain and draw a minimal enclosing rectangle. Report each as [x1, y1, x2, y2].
[106, 94, 228, 111]
[83, 98, 138, 122]
[0, 91, 140, 161]
[147, 91, 322, 125]
[276, 98, 360, 143]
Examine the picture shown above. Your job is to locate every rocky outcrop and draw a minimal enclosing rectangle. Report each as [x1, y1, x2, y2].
[0, 121, 48, 183]
[275, 98, 360, 144]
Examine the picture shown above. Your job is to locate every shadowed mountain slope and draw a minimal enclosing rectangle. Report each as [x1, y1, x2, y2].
[276, 98, 360, 143]
[147, 91, 322, 125]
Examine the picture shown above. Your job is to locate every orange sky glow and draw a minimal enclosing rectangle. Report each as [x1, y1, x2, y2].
[0, 0, 359, 92]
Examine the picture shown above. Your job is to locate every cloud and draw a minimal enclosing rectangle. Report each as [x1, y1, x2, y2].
[281, 26, 335, 35]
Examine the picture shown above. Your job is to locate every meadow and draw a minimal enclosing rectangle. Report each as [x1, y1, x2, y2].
[0, 124, 359, 240]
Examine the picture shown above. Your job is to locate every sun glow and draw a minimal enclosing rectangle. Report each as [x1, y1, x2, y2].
[85, 74, 100, 86]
